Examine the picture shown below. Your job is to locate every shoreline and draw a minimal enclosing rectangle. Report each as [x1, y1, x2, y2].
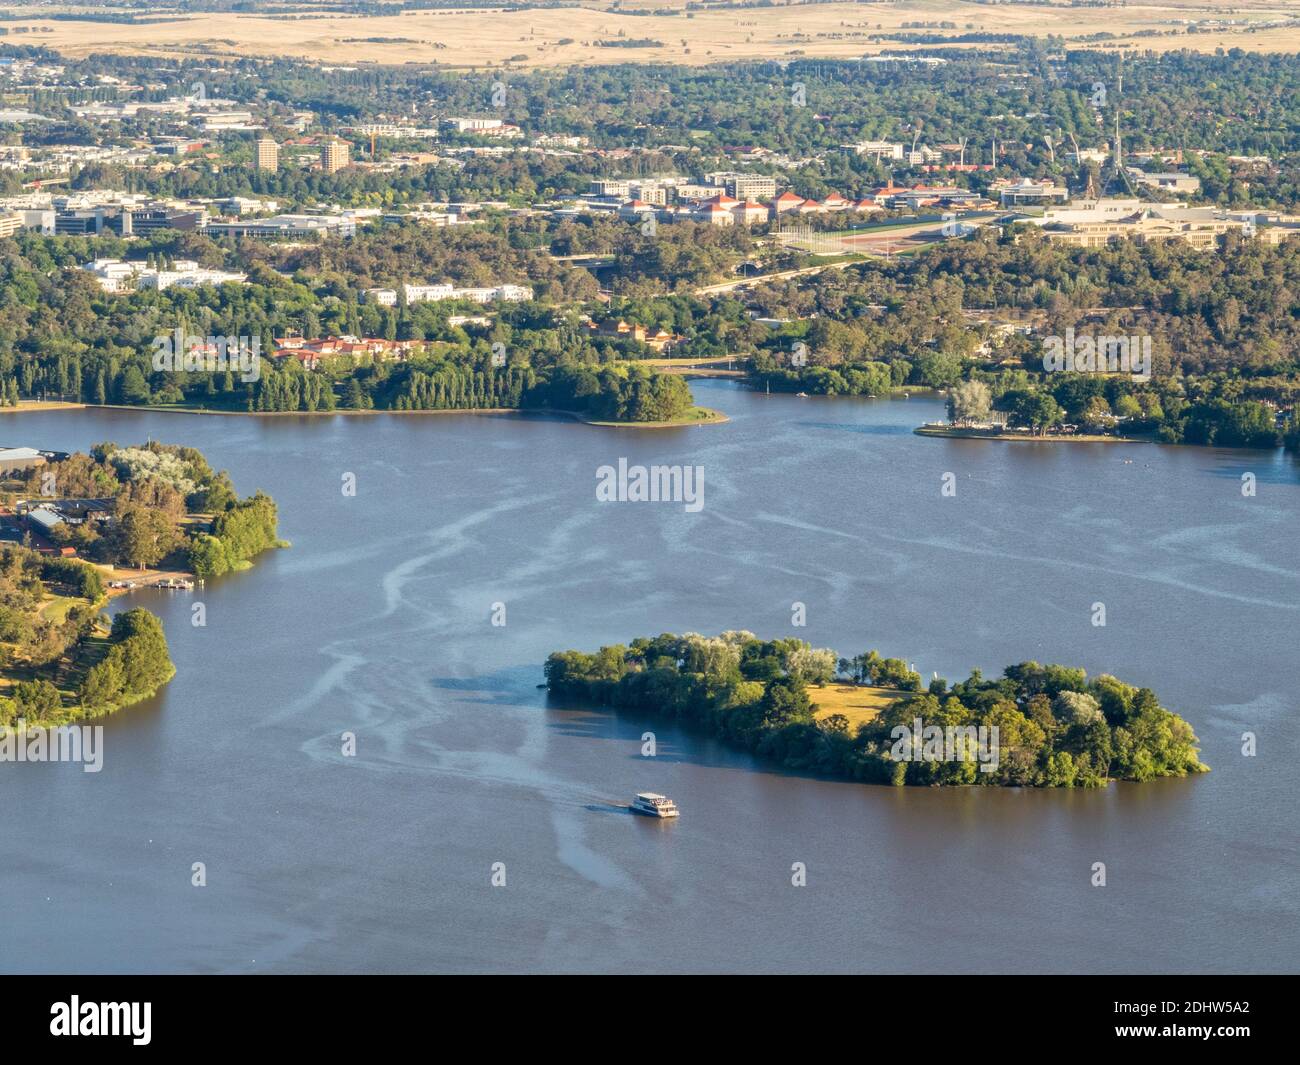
[0, 667, 177, 733]
[2, 401, 728, 429]
[915, 425, 1150, 444]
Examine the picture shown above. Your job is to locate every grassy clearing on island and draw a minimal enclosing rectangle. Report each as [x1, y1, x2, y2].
[583, 406, 727, 428]
[809, 684, 904, 730]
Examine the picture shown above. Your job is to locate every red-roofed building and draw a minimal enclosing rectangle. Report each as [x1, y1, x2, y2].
[617, 199, 658, 221]
[693, 202, 736, 226]
[865, 184, 907, 206]
[731, 200, 769, 225]
[271, 336, 418, 369]
[771, 191, 805, 217]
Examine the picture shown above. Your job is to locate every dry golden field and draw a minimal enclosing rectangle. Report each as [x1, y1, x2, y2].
[809, 683, 903, 730]
[3, 2, 1297, 69]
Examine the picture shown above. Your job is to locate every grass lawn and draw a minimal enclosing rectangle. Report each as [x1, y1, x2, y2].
[37, 594, 92, 625]
[809, 684, 904, 730]
[582, 406, 728, 428]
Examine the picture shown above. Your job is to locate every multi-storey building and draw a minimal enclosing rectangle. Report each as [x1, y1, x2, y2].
[255, 136, 280, 172]
[320, 137, 351, 174]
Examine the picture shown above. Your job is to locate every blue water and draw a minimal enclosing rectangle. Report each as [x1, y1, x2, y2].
[1, 381, 1296, 973]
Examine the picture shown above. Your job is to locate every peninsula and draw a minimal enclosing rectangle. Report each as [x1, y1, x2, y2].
[0, 442, 282, 728]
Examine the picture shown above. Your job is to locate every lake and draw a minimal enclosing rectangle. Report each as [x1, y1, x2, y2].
[1, 380, 1297, 973]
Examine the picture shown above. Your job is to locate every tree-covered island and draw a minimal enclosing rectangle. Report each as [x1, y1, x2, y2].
[545, 632, 1207, 788]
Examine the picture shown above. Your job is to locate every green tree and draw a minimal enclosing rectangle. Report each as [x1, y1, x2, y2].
[113, 505, 180, 570]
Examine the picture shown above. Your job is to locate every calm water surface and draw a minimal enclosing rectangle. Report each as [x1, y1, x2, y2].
[1, 380, 1297, 973]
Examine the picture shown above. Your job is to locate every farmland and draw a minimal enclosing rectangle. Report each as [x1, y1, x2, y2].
[3, 1, 1298, 69]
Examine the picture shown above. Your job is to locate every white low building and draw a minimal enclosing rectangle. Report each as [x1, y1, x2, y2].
[366, 283, 532, 305]
[81, 258, 246, 293]
[456, 284, 532, 303]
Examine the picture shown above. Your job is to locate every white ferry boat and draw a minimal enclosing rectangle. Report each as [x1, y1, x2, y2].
[630, 792, 679, 818]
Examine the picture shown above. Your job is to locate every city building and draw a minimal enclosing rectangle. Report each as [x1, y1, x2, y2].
[771, 191, 805, 216]
[341, 124, 440, 139]
[320, 137, 351, 174]
[451, 285, 533, 303]
[271, 335, 420, 368]
[705, 171, 779, 201]
[693, 202, 736, 226]
[995, 178, 1070, 206]
[732, 201, 769, 225]
[255, 136, 280, 172]
[588, 319, 680, 352]
[1038, 202, 1268, 250]
[443, 118, 522, 138]
[198, 110, 257, 131]
[54, 203, 206, 237]
[905, 146, 945, 166]
[589, 180, 632, 199]
[80, 258, 246, 293]
[616, 200, 658, 223]
[364, 283, 532, 305]
[216, 196, 280, 217]
[1127, 170, 1202, 195]
[202, 214, 358, 239]
[842, 141, 906, 161]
